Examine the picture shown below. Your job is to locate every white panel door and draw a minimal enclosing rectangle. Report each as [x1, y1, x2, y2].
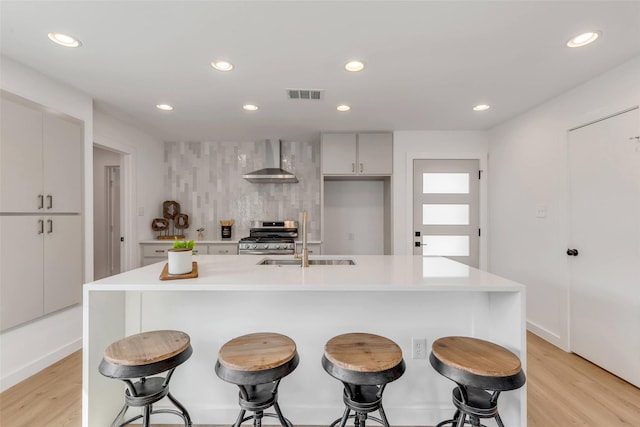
[568, 107, 640, 387]
[413, 159, 480, 267]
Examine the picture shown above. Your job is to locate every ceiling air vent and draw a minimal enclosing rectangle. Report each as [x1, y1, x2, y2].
[287, 89, 323, 100]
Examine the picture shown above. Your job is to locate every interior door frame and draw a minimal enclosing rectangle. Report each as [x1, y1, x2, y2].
[93, 140, 135, 273]
[405, 152, 488, 270]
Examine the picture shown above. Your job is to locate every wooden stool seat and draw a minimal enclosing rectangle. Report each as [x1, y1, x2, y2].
[98, 330, 193, 427]
[322, 333, 405, 427]
[218, 332, 297, 371]
[215, 332, 299, 427]
[431, 336, 522, 378]
[324, 332, 403, 373]
[429, 336, 526, 427]
[103, 330, 190, 366]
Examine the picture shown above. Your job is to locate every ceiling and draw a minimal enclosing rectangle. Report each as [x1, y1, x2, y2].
[1, 1, 639, 143]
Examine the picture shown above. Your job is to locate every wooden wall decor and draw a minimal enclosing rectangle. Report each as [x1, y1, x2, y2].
[152, 201, 189, 239]
[151, 218, 169, 232]
[163, 200, 180, 219]
[174, 213, 190, 229]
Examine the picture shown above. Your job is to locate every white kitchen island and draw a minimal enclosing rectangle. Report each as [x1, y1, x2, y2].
[83, 255, 526, 426]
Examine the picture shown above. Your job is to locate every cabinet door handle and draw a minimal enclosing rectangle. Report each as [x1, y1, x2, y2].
[360, 163, 363, 173]
[38, 219, 44, 234]
[352, 163, 355, 173]
[155, 249, 166, 253]
[47, 219, 53, 234]
[47, 195, 53, 209]
[38, 194, 44, 210]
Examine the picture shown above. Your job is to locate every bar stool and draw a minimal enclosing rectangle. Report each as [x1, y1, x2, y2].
[322, 332, 406, 427]
[215, 332, 299, 427]
[98, 329, 193, 427]
[429, 336, 526, 427]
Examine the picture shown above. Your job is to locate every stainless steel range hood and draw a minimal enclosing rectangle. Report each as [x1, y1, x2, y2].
[243, 139, 298, 183]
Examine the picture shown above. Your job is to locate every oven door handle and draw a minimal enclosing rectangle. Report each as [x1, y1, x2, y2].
[239, 250, 294, 255]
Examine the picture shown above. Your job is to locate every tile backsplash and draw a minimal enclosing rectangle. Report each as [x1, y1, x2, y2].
[164, 140, 320, 240]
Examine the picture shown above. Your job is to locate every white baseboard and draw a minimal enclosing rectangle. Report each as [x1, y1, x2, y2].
[527, 321, 568, 351]
[1, 338, 82, 392]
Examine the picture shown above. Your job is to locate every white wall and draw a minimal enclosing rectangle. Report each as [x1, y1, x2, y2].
[93, 108, 165, 269]
[0, 56, 92, 391]
[324, 180, 385, 254]
[392, 131, 489, 264]
[488, 56, 640, 350]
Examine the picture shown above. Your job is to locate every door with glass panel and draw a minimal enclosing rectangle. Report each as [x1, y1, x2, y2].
[413, 159, 480, 267]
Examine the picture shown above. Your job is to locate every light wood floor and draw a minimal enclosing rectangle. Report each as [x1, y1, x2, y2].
[1, 332, 639, 426]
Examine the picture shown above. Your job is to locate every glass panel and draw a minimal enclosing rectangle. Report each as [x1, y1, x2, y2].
[422, 235, 469, 256]
[423, 173, 469, 194]
[423, 204, 469, 225]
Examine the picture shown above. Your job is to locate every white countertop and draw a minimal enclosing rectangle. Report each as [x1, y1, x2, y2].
[87, 255, 525, 292]
[140, 239, 240, 244]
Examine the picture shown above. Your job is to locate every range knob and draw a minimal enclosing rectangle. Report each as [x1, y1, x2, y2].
[250, 244, 257, 249]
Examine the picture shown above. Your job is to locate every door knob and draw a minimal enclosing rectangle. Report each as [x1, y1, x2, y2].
[567, 248, 579, 256]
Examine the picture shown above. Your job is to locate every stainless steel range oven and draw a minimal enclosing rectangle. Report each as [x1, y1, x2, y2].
[238, 220, 298, 255]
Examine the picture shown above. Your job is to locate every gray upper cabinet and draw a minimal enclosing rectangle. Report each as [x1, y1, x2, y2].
[321, 132, 392, 176]
[1, 93, 82, 213]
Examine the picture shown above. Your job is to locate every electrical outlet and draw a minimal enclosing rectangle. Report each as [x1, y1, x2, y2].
[412, 338, 427, 359]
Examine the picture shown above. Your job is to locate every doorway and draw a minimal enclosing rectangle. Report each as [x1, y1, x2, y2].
[568, 107, 640, 387]
[93, 146, 123, 280]
[413, 159, 480, 267]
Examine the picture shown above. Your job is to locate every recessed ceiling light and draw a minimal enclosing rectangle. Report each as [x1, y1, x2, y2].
[567, 31, 600, 48]
[473, 104, 491, 111]
[47, 32, 82, 48]
[156, 104, 173, 111]
[337, 105, 351, 112]
[243, 104, 259, 111]
[344, 60, 365, 72]
[211, 60, 234, 71]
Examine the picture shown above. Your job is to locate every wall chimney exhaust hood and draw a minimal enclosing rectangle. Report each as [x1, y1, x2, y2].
[243, 139, 298, 183]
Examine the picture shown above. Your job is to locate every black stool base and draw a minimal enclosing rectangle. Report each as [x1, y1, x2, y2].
[109, 376, 192, 427]
[435, 386, 504, 427]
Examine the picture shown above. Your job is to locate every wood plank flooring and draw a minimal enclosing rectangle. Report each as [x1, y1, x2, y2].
[1, 332, 639, 426]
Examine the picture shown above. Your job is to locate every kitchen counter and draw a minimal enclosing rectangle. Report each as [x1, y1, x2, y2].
[83, 255, 526, 426]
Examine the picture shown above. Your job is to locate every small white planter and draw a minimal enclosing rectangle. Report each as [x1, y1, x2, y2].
[167, 248, 193, 275]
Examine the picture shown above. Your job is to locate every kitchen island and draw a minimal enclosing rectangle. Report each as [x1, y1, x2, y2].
[83, 255, 526, 426]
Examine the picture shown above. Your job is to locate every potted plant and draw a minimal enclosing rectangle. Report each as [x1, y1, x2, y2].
[168, 238, 196, 275]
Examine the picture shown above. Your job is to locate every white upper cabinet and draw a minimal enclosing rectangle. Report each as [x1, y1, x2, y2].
[357, 133, 393, 175]
[0, 97, 44, 212]
[322, 132, 392, 176]
[1, 95, 82, 213]
[43, 113, 83, 213]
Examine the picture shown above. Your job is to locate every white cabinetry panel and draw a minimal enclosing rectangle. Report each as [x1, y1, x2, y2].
[43, 113, 83, 213]
[321, 132, 392, 176]
[44, 216, 82, 314]
[0, 216, 44, 330]
[0, 97, 43, 212]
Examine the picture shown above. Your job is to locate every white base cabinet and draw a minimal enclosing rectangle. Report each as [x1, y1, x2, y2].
[140, 241, 239, 266]
[0, 215, 82, 330]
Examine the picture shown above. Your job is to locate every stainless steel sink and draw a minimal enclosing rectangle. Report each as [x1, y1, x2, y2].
[257, 258, 356, 266]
